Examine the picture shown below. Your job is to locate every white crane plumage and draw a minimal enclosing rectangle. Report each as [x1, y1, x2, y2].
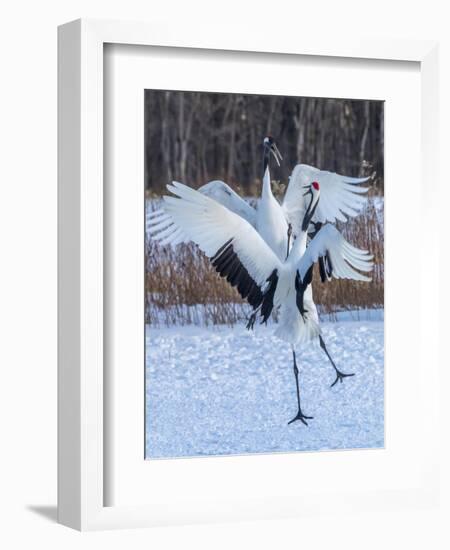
[148, 138, 373, 424]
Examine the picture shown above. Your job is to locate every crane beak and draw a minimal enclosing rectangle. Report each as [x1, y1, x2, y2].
[270, 143, 283, 167]
[302, 184, 312, 197]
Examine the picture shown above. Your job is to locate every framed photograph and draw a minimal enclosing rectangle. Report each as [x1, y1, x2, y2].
[58, 19, 440, 530]
[144, 89, 384, 457]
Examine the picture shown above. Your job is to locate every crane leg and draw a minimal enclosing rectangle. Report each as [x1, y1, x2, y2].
[319, 335, 355, 388]
[246, 306, 261, 330]
[288, 349, 313, 426]
[286, 223, 292, 260]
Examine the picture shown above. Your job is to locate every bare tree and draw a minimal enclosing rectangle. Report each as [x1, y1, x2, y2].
[144, 91, 384, 195]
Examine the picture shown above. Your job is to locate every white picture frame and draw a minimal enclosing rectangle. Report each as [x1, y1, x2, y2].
[58, 18, 440, 531]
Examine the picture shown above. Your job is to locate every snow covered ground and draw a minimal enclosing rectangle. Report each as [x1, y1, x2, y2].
[145, 311, 384, 459]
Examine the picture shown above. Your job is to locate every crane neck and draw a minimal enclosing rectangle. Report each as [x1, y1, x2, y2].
[287, 231, 308, 265]
[262, 145, 275, 199]
[262, 165, 274, 199]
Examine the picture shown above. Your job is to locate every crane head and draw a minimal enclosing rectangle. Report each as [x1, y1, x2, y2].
[302, 181, 320, 196]
[263, 136, 283, 167]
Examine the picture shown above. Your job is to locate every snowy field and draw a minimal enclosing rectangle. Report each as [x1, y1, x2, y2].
[145, 310, 384, 459]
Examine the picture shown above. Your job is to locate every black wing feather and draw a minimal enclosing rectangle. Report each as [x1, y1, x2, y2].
[295, 266, 313, 318]
[260, 270, 279, 323]
[211, 240, 265, 309]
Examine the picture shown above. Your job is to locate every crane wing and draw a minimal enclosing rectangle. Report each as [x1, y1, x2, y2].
[282, 164, 370, 235]
[297, 224, 373, 283]
[147, 180, 256, 246]
[154, 181, 282, 311]
[196, 180, 257, 226]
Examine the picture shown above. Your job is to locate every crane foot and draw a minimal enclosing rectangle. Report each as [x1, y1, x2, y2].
[330, 370, 355, 388]
[288, 410, 313, 426]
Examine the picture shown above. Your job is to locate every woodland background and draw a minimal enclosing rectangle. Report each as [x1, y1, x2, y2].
[145, 91, 384, 195]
